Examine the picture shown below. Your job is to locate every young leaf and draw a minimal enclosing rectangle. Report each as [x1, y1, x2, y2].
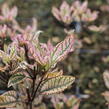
[47, 36, 76, 69]
[40, 76, 75, 95]
[0, 50, 10, 64]
[0, 96, 16, 108]
[8, 72, 26, 87]
[8, 43, 17, 59]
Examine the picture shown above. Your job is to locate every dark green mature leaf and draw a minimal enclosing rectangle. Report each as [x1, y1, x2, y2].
[8, 72, 26, 87]
[40, 76, 75, 95]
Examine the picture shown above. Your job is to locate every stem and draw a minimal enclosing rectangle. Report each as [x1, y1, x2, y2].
[24, 45, 31, 64]
[29, 102, 32, 109]
[26, 88, 31, 102]
[26, 88, 32, 109]
[31, 76, 44, 101]
[31, 67, 36, 97]
[26, 66, 45, 108]
[31, 76, 36, 97]
[26, 67, 37, 109]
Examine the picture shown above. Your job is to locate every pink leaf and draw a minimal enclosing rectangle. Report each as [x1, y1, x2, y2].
[52, 7, 61, 21]
[47, 35, 76, 69]
[10, 6, 18, 18]
[81, 1, 88, 12]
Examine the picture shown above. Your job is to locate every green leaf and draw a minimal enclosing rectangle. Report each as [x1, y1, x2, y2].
[40, 76, 75, 95]
[0, 96, 16, 108]
[8, 72, 26, 87]
[9, 44, 17, 59]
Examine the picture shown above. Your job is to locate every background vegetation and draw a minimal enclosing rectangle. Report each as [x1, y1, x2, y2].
[0, 0, 109, 109]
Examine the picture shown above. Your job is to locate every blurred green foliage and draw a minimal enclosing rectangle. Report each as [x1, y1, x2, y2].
[1, 0, 109, 109]
[0, 0, 4, 3]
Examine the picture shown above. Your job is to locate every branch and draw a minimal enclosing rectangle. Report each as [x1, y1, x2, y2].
[31, 75, 44, 101]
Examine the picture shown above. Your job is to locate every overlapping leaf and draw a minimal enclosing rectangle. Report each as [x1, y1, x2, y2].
[0, 50, 10, 64]
[0, 43, 18, 64]
[0, 92, 16, 108]
[40, 75, 75, 95]
[8, 72, 26, 87]
[0, 3, 18, 21]
[2, 91, 17, 98]
[0, 72, 9, 89]
[44, 71, 63, 79]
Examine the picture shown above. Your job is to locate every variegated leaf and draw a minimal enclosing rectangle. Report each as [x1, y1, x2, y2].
[2, 91, 17, 99]
[9, 44, 17, 59]
[40, 76, 75, 95]
[0, 50, 10, 64]
[47, 35, 76, 69]
[0, 96, 16, 108]
[8, 72, 26, 87]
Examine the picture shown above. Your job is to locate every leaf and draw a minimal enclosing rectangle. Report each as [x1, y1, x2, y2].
[0, 96, 16, 108]
[103, 71, 109, 89]
[47, 36, 76, 69]
[66, 96, 80, 108]
[0, 72, 9, 89]
[0, 43, 18, 65]
[40, 76, 75, 95]
[52, 7, 61, 21]
[8, 72, 26, 87]
[7, 42, 18, 60]
[44, 71, 63, 79]
[0, 50, 10, 64]
[102, 91, 109, 103]
[2, 91, 17, 98]
[88, 25, 107, 32]
[9, 44, 16, 59]
[10, 6, 18, 18]
[2, 3, 9, 16]
[18, 48, 25, 61]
